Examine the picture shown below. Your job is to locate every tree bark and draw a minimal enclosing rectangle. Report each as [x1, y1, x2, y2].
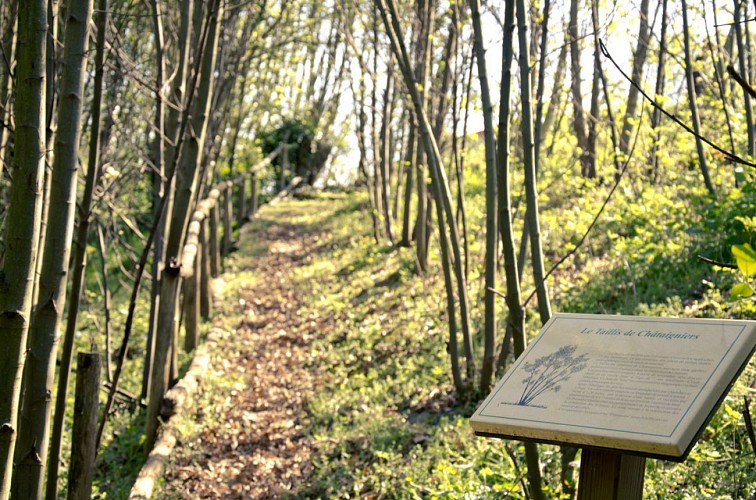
[14, 0, 93, 495]
[46, 0, 106, 495]
[0, 0, 47, 494]
[0, 0, 18, 174]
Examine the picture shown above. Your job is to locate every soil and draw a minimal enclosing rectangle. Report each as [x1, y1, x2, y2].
[162, 218, 322, 498]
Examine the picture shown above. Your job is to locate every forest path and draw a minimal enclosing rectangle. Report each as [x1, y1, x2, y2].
[159, 193, 347, 498]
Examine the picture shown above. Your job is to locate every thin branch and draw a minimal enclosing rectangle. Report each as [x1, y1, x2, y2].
[522, 97, 647, 309]
[714, 16, 756, 27]
[727, 64, 756, 100]
[697, 254, 739, 269]
[601, 39, 756, 169]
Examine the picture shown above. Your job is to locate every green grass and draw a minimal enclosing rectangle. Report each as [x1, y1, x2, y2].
[276, 185, 755, 498]
[77, 165, 755, 497]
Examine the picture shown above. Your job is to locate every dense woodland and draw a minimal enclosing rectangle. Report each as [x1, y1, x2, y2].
[0, 0, 754, 497]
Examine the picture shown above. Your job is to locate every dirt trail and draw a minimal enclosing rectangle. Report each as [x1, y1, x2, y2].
[162, 210, 324, 498]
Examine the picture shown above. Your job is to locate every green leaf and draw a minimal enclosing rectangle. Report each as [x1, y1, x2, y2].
[732, 243, 756, 276]
[730, 282, 754, 300]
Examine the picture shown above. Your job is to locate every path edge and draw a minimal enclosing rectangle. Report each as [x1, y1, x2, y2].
[128, 329, 221, 499]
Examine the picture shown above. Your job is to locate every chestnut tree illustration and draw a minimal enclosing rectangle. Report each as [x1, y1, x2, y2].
[516, 345, 589, 407]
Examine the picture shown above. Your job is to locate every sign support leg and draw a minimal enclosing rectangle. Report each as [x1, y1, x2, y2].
[577, 448, 645, 500]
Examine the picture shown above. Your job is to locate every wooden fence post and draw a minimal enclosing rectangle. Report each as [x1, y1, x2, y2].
[279, 142, 289, 191]
[183, 250, 200, 353]
[577, 449, 645, 499]
[199, 219, 212, 320]
[208, 199, 220, 277]
[248, 172, 258, 218]
[222, 182, 233, 257]
[67, 352, 101, 500]
[237, 173, 247, 228]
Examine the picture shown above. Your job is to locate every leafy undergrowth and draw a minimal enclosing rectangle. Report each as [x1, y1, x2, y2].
[156, 187, 753, 498]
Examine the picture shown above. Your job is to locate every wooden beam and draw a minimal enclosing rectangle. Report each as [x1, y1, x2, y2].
[578, 449, 645, 500]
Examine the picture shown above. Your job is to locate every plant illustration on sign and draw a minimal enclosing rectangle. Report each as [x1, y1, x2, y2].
[516, 345, 589, 407]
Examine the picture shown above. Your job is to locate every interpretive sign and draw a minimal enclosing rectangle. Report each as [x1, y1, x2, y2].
[471, 313, 756, 460]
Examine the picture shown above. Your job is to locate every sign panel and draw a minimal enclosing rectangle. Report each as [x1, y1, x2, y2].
[470, 313, 756, 459]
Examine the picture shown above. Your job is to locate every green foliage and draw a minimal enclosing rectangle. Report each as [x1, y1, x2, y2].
[256, 118, 315, 157]
[256, 118, 333, 187]
[732, 244, 756, 276]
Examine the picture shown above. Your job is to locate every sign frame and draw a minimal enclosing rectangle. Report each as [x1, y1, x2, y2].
[471, 313, 756, 462]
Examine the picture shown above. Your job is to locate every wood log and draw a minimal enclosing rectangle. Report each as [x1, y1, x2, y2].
[128, 428, 177, 500]
[130, 333, 216, 499]
[160, 341, 210, 419]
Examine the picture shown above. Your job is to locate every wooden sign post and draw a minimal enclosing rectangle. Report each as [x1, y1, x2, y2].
[471, 313, 756, 498]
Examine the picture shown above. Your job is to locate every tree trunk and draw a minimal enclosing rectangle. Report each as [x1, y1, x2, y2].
[46, 0, 106, 495]
[533, 0, 550, 172]
[681, 0, 716, 195]
[649, 0, 668, 182]
[0, 0, 47, 494]
[0, 0, 18, 173]
[379, 57, 395, 242]
[517, 0, 552, 326]
[399, 114, 416, 246]
[377, 0, 473, 394]
[143, 0, 193, 402]
[590, 0, 621, 176]
[142, 0, 167, 404]
[541, 41, 567, 150]
[618, 0, 651, 164]
[467, 0, 497, 394]
[568, 0, 592, 177]
[734, 0, 754, 156]
[13, 0, 93, 495]
[413, 0, 434, 273]
[587, 39, 601, 178]
[145, 0, 222, 452]
[370, 6, 385, 241]
[514, 0, 549, 496]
